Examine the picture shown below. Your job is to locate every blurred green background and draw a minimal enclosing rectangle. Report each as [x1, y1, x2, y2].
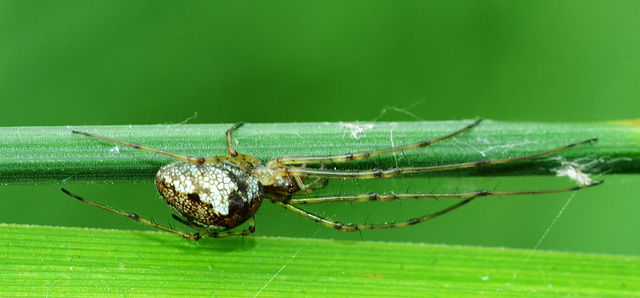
[1, 1, 638, 255]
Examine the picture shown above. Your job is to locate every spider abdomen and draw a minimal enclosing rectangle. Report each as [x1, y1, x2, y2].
[155, 161, 263, 229]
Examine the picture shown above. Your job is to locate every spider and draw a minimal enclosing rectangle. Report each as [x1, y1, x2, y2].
[61, 120, 602, 241]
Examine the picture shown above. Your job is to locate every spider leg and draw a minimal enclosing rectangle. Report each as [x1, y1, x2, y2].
[72, 130, 244, 165]
[171, 214, 205, 230]
[293, 163, 330, 195]
[225, 122, 244, 156]
[171, 214, 256, 238]
[285, 181, 602, 204]
[61, 188, 204, 241]
[225, 123, 262, 168]
[286, 138, 598, 179]
[273, 198, 475, 232]
[294, 176, 330, 195]
[269, 119, 482, 166]
[304, 177, 330, 192]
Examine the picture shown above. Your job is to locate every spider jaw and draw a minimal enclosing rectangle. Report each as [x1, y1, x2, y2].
[251, 165, 304, 199]
[250, 166, 280, 186]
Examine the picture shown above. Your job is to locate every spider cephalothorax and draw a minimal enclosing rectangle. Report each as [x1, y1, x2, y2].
[61, 120, 602, 241]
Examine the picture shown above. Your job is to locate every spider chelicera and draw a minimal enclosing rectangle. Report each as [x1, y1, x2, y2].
[61, 120, 602, 241]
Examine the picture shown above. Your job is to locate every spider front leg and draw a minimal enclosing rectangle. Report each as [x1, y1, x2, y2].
[285, 181, 602, 204]
[274, 181, 601, 231]
[286, 138, 598, 179]
[274, 198, 475, 232]
[269, 119, 482, 166]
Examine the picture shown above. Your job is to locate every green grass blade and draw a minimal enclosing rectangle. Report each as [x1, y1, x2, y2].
[1, 223, 637, 296]
[1, 120, 638, 295]
[1, 120, 638, 184]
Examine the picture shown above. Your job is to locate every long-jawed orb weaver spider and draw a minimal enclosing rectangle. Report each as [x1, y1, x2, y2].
[61, 120, 602, 241]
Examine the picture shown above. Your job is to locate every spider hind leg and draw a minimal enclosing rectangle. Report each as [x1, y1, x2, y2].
[170, 214, 256, 238]
[60, 188, 255, 240]
[71, 125, 261, 168]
